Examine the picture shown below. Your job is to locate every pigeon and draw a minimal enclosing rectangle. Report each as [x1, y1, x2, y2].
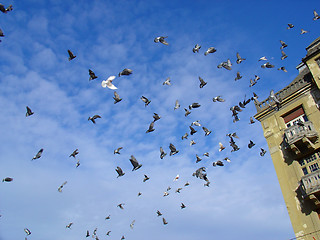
[278, 66, 287, 72]
[182, 132, 188, 140]
[230, 138, 240, 152]
[26, 106, 34, 117]
[189, 102, 201, 110]
[66, 223, 73, 229]
[280, 40, 287, 49]
[223, 157, 231, 163]
[153, 113, 161, 122]
[154, 36, 169, 45]
[202, 127, 211, 136]
[300, 29, 308, 34]
[167, 186, 172, 191]
[173, 174, 179, 181]
[146, 121, 155, 133]
[114, 147, 123, 154]
[2, 177, 13, 182]
[69, 149, 79, 158]
[281, 50, 287, 60]
[181, 203, 186, 209]
[174, 100, 180, 110]
[58, 181, 67, 192]
[260, 148, 267, 156]
[117, 203, 125, 209]
[106, 231, 111, 236]
[0, 4, 12, 13]
[162, 218, 168, 225]
[89, 69, 98, 81]
[141, 96, 151, 106]
[169, 143, 179, 156]
[248, 140, 255, 149]
[235, 71, 242, 81]
[217, 59, 232, 70]
[129, 155, 142, 171]
[76, 159, 80, 168]
[176, 188, 182, 193]
[261, 62, 275, 68]
[212, 96, 225, 102]
[249, 117, 255, 124]
[204, 181, 210, 187]
[190, 140, 196, 146]
[313, 10, 320, 20]
[219, 142, 225, 151]
[105, 215, 111, 220]
[163, 191, 169, 197]
[130, 220, 135, 229]
[191, 120, 201, 126]
[258, 56, 267, 61]
[113, 91, 122, 104]
[249, 78, 257, 87]
[199, 76, 207, 88]
[203, 152, 209, 157]
[32, 149, 43, 161]
[287, 23, 294, 29]
[156, 210, 162, 216]
[196, 154, 202, 163]
[269, 89, 281, 109]
[204, 47, 217, 56]
[184, 108, 191, 117]
[163, 77, 171, 85]
[116, 166, 125, 177]
[0, 28, 4, 39]
[67, 50, 76, 61]
[143, 175, 150, 182]
[236, 52, 246, 64]
[192, 167, 209, 182]
[88, 115, 101, 124]
[184, 182, 190, 186]
[101, 76, 117, 90]
[24, 228, 31, 236]
[121, 236, 125, 240]
[227, 132, 239, 139]
[190, 126, 197, 135]
[138, 192, 142, 196]
[86, 231, 90, 237]
[118, 68, 133, 77]
[160, 147, 167, 159]
[193, 44, 201, 53]
[213, 160, 224, 166]
[93, 228, 97, 237]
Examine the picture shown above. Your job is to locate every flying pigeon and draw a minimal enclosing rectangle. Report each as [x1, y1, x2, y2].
[163, 77, 171, 85]
[212, 96, 225, 102]
[117, 203, 125, 209]
[313, 10, 320, 20]
[204, 47, 217, 56]
[153, 113, 161, 122]
[0, 28, 4, 39]
[184, 108, 191, 117]
[204, 181, 211, 187]
[192, 167, 209, 182]
[223, 157, 231, 163]
[66, 222, 73, 229]
[248, 140, 255, 149]
[202, 127, 211, 136]
[213, 160, 224, 166]
[154, 36, 169, 45]
[105, 215, 111, 220]
[300, 29, 308, 34]
[26, 106, 34, 117]
[2, 177, 13, 182]
[114, 147, 123, 154]
[86, 231, 90, 237]
[235, 71, 242, 81]
[58, 181, 67, 192]
[118, 68, 133, 77]
[143, 175, 150, 182]
[121, 236, 125, 240]
[191, 120, 201, 126]
[169, 143, 179, 156]
[67, 50, 76, 61]
[278, 66, 287, 72]
[193, 44, 201, 53]
[138, 192, 142, 196]
[189, 102, 201, 110]
[181, 203, 186, 209]
[129, 155, 142, 171]
[184, 182, 190, 186]
[141, 96, 151, 106]
[0, 4, 12, 13]
[260, 148, 267, 156]
[219, 142, 225, 151]
[196, 154, 202, 163]
[113, 91, 122, 104]
[217, 59, 232, 70]
[156, 210, 162, 216]
[261, 62, 275, 68]
[76, 159, 80, 168]
[203, 152, 209, 157]
[236, 52, 246, 64]
[176, 188, 182, 193]
[230, 138, 240, 152]
[69, 149, 79, 158]
[182, 132, 188, 140]
[89, 69, 97, 81]
[130, 220, 135, 229]
[116, 166, 125, 177]
[280, 40, 287, 49]
[174, 100, 180, 110]
[146, 121, 155, 133]
[24, 228, 31, 236]
[249, 117, 255, 124]
[101, 76, 117, 89]
[199, 76, 207, 88]
[163, 191, 169, 197]
[88, 115, 101, 124]
[173, 174, 179, 181]
[32, 149, 43, 161]
[287, 23, 294, 29]
[258, 56, 268, 61]
[190, 126, 197, 135]
[106, 231, 111, 236]
[281, 50, 287, 60]
[160, 147, 167, 159]
[162, 218, 168, 225]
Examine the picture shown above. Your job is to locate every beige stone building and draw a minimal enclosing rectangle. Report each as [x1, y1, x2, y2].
[254, 37, 320, 239]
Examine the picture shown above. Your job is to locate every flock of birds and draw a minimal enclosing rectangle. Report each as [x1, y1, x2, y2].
[1, 4, 320, 240]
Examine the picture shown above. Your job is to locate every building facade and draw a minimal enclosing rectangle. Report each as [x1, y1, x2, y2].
[254, 37, 320, 239]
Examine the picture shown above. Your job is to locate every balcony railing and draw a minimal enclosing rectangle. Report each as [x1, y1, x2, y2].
[284, 121, 318, 145]
[301, 169, 320, 197]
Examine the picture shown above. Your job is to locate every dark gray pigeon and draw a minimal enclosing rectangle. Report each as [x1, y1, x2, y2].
[113, 92, 122, 104]
[146, 121, 155, 133]
[130, 155, 142, 171]
[116, 166, 125, 177]
[119, 68, 133, 77]
[67, 50, 76, 61]
[236, 52, 246, 64]
[89, 69, 97, 81]
[199, 77, 207, 88]
[26, 106, 34, 117]
[154, 36, 169, 45]
[141, 96, 151, 106]
[193, 44, 201, 53]
[189, 102, 200, 110]
[32, 149, 43, 161]
[88, 115, 101, 124]
[114, 147, 123, 154]
[204, 47, 216, 56]
[169, 143, 179, 156]
[160, 147, 167, 159]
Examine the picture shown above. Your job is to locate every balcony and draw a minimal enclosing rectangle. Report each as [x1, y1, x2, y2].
[284, 121, 319, 155]
[300, 169, 320, 207]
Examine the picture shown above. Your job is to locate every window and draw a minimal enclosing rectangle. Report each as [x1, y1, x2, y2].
[302, 167, 308, 175]
[309, 163, 319, 172]
[299, 151, 320, 175]
[282, 106, 308, 128]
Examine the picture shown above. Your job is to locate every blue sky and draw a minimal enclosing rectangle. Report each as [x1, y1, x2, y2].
[1, 1, 320, 239]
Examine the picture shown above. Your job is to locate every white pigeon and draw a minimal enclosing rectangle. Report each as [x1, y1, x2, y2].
[101, 76, 117, 89]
